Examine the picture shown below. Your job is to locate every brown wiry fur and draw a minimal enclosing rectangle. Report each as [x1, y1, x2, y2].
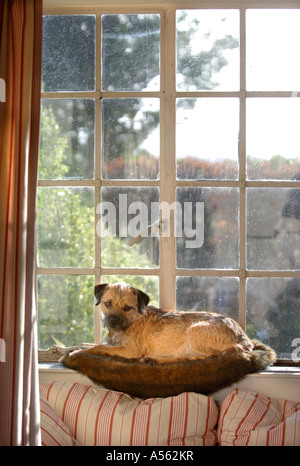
[61, 340, 276, 398]
[61, 282, 276, 398]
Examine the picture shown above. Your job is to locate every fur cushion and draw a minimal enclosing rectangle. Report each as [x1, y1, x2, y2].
[61, 340, 276, 399]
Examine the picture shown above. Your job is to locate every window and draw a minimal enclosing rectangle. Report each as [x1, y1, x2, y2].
[37, 4, 300, 364]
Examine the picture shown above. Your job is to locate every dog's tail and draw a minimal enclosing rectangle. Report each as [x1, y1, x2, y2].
[247, 339, 277, 372]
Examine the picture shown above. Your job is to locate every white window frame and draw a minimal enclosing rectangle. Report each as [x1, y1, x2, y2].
[38, 1, 300, 366]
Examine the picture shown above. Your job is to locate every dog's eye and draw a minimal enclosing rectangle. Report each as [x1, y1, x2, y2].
[104, 301, 112, 308]
[123, 305, 132, 312]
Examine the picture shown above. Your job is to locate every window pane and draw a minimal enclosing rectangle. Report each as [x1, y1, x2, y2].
[38, 275, 95, 349]
[102, 14, 160, 92]
[247, 99, 300, 180]
[246, 278, 300, 359]
[101, 98, 159, 180]
[176, 98, 239, 180]
[176, 10, 239, 91]
[39, 99, 95, 180]
[247, 188, 300, 270]
[101, 275, 159, 307]
[246, 10, 300, 91]
[37, 187, 95, 268]
[176, 188, 239, 269]
[176, 276, 239, 321]
[99, 187, 159, 269]
[42, 15, 95, 92]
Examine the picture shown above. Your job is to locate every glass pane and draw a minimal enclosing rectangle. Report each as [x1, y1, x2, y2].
[247, 188, 300, 270]
[39, 99, 94, 180]
[42, 15, 95, 92]
[246, 278, 300, 359]
[99, 187, 159, 269]
[101, 98, 159, 179]
[246, 10, 300, 91]
[38, 274, 95, 349]
[176, 188, 239, 269]
[37, 187, 95, 268]
[176, 98, 239, 180]
[247, 99, 300, 180]
[176, 10, 239, 91]
[101, 275, 159, 308]
[102, 14, 160, 92]
[176, 276, 239, 321]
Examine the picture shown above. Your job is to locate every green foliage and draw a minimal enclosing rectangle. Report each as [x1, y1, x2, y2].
[39, 104, 69, 179]
[37, 105, 159, 346]
[38, 274, 95, 349]
[37, 187, 94, 269]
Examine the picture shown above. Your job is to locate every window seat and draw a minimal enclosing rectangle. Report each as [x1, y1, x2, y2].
[39, 364, 300, 446]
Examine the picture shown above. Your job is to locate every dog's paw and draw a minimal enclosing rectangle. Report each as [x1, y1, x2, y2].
[139, 356, 158, 365]
[58, 353, 67, 365]
[58, 350, 71, 365]
[58, 343, 95, 365]
[58, 348, 80, 365]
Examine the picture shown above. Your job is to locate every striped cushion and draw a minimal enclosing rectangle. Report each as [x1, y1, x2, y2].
[39, 381, 218, 446]
[218, 389, 300, 446]
[40, 394, 79, 446]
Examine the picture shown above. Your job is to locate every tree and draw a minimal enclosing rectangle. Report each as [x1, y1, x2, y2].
[38, 12, 241, 347]
[38, 105, 95, 347]
[41, 13, 239, 179]
[38, 104, 159, 348]
[266, 279, 300, 357]
[176, 10, 238, 91]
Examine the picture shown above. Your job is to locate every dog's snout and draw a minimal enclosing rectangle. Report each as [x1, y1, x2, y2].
[104, 313, 129, 331]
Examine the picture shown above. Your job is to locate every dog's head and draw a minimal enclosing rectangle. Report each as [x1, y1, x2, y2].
[94, 282, 150, 331]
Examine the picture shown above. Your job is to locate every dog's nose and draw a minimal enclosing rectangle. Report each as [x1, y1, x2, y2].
[108, 315, 120, 327]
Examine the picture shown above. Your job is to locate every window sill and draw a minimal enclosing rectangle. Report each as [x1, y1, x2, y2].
[38, 363, 300, 405]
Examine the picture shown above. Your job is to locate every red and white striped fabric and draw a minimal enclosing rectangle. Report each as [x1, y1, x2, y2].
[218, 389, 300, 446]
[40, 381, 218, 446]
[40, 395, 79, 446]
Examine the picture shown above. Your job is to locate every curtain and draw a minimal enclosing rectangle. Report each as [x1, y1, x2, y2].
[0, 0, 42, 446]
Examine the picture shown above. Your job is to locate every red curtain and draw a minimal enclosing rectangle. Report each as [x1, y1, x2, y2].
[0, 0, 42, 445]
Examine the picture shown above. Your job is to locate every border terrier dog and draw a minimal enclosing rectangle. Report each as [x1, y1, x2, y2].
[66, 282, 254, 364]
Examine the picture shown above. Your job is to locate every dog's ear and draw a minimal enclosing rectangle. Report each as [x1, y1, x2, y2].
[136, 289, 150, 314]
[94, 283, 109, 306]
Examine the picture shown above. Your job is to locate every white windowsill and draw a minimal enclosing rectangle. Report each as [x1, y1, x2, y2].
[39, 363, 300, 405]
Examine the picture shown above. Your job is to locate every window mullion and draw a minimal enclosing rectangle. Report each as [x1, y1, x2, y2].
[94, 13, 102, 343]
[159, 9, 176, 310]
[239, 7, 247, 330]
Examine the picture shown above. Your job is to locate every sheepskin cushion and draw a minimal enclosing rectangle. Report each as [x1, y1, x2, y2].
[60, 340, 276, 398]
